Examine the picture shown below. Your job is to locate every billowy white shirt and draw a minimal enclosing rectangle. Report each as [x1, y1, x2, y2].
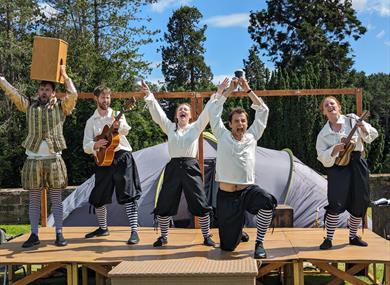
[144, 92, 215, 158]
[208, 95, 269, 185]
[316, 113, 378, 168]
[83, 107, 132, 155]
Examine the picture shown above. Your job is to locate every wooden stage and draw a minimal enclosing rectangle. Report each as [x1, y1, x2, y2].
[0, 227, 389, 284]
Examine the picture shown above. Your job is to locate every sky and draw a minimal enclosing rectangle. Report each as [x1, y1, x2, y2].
[139, 0, 390, 85]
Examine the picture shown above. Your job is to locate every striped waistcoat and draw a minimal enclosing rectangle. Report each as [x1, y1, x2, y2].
[22, 101, 67, 153]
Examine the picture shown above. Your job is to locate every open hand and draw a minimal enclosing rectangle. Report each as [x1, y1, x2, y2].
[141, 80, 150, 95]
[217, 78, 229, 95]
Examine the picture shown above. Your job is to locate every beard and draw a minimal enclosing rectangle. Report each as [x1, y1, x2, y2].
[98, 102, 109, 110]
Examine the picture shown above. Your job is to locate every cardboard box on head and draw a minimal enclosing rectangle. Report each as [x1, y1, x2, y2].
[30, 36, 68, 84]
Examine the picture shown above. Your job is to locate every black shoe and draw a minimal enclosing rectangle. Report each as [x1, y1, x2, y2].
[203, 236, 215, 247]
[85, 227, 109, 239]
[22, 233, 40, 248]
[254, 241, 267, 259]
[241, 231, 249, 242]
[153, 236, 167, 247]
[127, 231, 140, 245]
[55, 233, 68, 247]
[319, 238, 332, 250]
[349, 236, 368, 247]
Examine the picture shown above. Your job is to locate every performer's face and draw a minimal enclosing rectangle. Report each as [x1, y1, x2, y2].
[322, 98, 340, 118]
[37, 84, 55, 104]
[175, 104, 192, 125]
[229, 112, 248, 140]
[96, 90, 111, 110]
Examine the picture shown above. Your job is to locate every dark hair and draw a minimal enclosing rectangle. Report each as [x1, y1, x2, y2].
[39, 81, 56, 91]
[94, 85, 111, 97]
[228, 107, 248, 122]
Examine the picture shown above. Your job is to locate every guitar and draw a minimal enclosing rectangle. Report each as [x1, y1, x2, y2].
[335, 110, 369, 166]
[94, 97, 136, 166]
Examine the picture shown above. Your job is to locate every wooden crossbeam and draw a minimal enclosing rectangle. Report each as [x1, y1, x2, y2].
[327, 263, 368, 285]
[257, 262, 286, 277]
[312, 262, 367, 285]
[84, 263, 111, 277]
[58, 88, 361, 100]
[11, 263, 65, 285]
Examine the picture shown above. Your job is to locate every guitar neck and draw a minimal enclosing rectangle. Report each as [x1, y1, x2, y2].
[108, 111, 124, 135]
[343, 111, 369, 145]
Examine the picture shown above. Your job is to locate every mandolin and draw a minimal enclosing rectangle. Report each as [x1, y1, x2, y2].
[94, 97, 136, 166]
[335, 110, 369, 166]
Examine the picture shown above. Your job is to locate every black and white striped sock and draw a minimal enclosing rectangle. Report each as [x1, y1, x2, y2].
[349, 214, 361, 239]
[325, 213, 339, 241]
[29, 189, 41, 235]
[125, 202, 138, 233]
[157, 215, 170, 239]
[95, 206, 108, 230]
[49, 189, 63, 234]
[256, 209, 273, 243]
[199, 215, 211, 238]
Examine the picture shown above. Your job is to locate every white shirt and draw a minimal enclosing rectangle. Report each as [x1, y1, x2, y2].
[144, 92, 214, 158]
[316, 113, 378, 168]
[208, 95, 269, 184]
[83, 107, 132, 155]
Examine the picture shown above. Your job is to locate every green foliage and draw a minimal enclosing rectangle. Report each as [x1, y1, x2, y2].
[161, 6, 213, 91]
[0, 0, 164, 187]
[248, 0, 366, 73]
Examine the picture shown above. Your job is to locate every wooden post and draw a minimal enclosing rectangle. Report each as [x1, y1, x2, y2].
[82, 266, 88, 285]
[292, 261, 304, 285]
[356, 88, 363, 116]
[41, 187, 48, 227]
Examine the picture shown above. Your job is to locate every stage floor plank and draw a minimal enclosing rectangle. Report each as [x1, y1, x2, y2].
[0, 227, 388, 265]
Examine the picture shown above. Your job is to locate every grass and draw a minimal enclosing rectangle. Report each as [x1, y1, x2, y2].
[0, 224, 30, 237]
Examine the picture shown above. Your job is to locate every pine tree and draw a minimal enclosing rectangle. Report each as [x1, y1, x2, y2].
[161, 6, 213, 91]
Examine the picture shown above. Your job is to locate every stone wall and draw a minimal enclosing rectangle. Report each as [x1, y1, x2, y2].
[0, 175, 389, 237]
[0, 187, 75, 224]
[369, 174, 390, 240]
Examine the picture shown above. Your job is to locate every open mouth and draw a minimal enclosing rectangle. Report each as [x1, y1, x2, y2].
[179, 114, 186, 119]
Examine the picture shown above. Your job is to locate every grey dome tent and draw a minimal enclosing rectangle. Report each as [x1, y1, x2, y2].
[48, 133, 349, 228]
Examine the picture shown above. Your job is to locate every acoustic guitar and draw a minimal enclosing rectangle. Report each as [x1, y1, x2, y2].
[94, 98, 136, 166]
[335, 110, 369, 166]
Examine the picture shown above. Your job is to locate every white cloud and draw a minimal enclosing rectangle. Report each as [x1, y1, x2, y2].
[376, 30, 385, 39]
[204, 13, 250, 28]
[150, 0, 192, 13]
[212, 74, 231, 85]
[385, 41, 390, 46]
[352, 0, 390, 16]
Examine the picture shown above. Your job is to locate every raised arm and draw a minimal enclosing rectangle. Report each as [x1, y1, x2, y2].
[208, 78, 235, 139]
[193, 78, 230, 134]
[60, 65, 78, 116]
[142, 81, 173, 134]
[239, 78, 269, 140]
[0, 76, 29, 112]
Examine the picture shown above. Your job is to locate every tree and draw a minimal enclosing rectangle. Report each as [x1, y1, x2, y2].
[161, 6, 213, 91]
[0, 0, 44, 187]
[248, 0, 366, 73]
